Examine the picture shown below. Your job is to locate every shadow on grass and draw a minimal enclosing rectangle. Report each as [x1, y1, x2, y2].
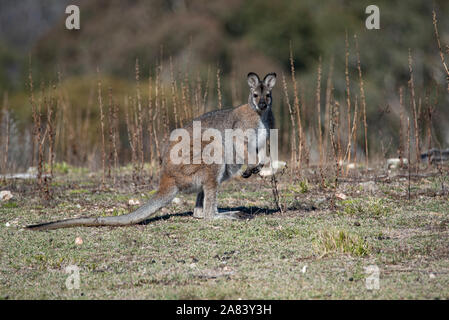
[139, 206, 280, 225]
[138, 199, 320, 225]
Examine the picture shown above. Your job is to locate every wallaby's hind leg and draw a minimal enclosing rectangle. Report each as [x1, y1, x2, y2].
[203, 183, 241, 220]
[198, 187, 240, 220]
[193, 191, 204, 218]
[203, 185, 218, 219]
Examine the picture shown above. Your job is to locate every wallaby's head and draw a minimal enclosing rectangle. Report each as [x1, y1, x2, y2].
[247, 72, 277, 112]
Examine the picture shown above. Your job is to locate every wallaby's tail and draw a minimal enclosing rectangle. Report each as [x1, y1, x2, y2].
[26, 187, 178, 231]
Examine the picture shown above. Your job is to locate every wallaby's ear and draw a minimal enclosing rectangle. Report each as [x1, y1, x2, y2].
[247, 72, 260, 89]
[263, 73, 277, 90]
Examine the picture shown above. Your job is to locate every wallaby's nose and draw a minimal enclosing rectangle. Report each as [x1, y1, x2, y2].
[259, 102, 267, 110]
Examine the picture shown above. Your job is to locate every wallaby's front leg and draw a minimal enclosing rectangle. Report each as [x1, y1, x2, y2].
[193, 191, 204, 218]
[242, 144, 266, 178]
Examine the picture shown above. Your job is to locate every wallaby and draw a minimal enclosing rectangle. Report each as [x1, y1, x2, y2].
[26, 72, 277, 230]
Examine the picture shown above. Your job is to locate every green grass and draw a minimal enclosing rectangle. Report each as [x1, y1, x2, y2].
[314, 229, 370, 257]
[0, 169, 448, 299]
[337, 198, 392, 216]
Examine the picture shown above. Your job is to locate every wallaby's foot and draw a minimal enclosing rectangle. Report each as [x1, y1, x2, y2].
[214, 211, 242, 220]
[195, 211, 244, 220]
[193, 208, 204, 219]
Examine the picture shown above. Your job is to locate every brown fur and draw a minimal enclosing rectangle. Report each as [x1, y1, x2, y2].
[26, 72, 277, 230]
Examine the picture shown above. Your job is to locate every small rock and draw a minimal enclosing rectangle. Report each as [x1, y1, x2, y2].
[335, 193, 347, 200]
[27, 167, 38, 175]
[346, 163, 356, 170]
[301, 265, 307, 274]
[5, 222, 10, 227]
[429, 273, 436, 279]
[0, 190, 13, 202]
[75, 237, 83, 245]
[172, 197, 181, 205]
[161, 207, 169, 214]
[360, 181, 377, 193]
[354, 221, 361, 226]
[387, 158, 408, 169]
[128, 199, 140, 206]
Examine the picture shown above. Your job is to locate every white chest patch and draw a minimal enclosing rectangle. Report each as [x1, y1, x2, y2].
[257, 120, 269, 147]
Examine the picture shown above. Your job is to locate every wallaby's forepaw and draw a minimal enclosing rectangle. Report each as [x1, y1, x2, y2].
[242, 170, 252, 178]
[251, 166, 261, 175]
[242, 164, 262, 178]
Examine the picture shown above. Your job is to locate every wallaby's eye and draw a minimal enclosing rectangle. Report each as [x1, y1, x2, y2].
[253, 94, 258, 98]
[266, 93, 270, 98]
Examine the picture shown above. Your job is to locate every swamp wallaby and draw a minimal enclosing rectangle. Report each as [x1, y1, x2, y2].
[27, 72, 277, 230]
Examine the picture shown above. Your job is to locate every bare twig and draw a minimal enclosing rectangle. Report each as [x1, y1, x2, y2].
[135, 59, 145, 173]
[315, 58, 324, 186]
[290, 41, 306, 170]
[432, 10, 449, 92]
[282, 73, 297, 173]
[355, 34, 368, 169]
[344, 31, 352, 167]
[97, 68, 106, 187]
[398, 87, 405, 167]
[408, 50, 420, 169]
[217, 66, 222, 110]
[2, 92, 9, 173]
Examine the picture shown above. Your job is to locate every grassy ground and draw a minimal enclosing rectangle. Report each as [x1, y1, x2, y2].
[1, 164, 448, 299]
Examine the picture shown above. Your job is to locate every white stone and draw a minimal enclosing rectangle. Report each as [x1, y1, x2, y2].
[0, 190, 13, 202]
[335, 193, 347, 200]
[75, 237, 83, 245]
[387, 158, 408, 169]
[128, 199, 141, 206]
[360, 181, 377, 193]
[347, 163, 356, 170]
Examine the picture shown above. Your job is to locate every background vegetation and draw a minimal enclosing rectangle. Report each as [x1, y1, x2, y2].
[1, 0, 449, 172]
[1, 0, 449, 300]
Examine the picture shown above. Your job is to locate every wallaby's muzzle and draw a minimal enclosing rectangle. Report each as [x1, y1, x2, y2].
[258, 101, 267, 110]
